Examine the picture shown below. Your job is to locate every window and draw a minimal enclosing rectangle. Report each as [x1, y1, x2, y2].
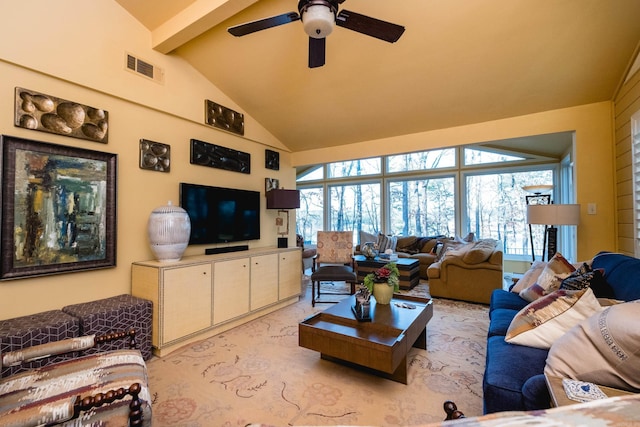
[464, 148, 526, 165]
[388, 177, 455, 236]
[387, 148, 455, 173]
[298, 187, 323, 244]
[329, 183, 381, 240]
[297, 166, 323, 182]
[296, 140, 572, 260]
[632, 110, 640, 257]
[327, 158, 380, 178]
[465, 170, 553, 259]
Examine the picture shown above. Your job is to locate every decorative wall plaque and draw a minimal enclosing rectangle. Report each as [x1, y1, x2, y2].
[190, 139, 250, 174]
[205, 100, 244, 136]
[265, 149, 280, 170]
[139, 139, 170, 172]
[265, 178, 279, 192]
[14, 87, 109, 143]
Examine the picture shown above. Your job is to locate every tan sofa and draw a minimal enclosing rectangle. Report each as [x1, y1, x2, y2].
[394, 235, 445, 279]
[357, 233, 448, 279]
[427, 239, 504, 304]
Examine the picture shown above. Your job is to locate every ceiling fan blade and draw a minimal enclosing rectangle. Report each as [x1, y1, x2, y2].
[309, 37, 326, 68]
[336, 9, 405, 43]
[228, 12, 300, 37]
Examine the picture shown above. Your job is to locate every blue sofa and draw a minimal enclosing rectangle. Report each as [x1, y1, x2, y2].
[482, 252, 640, 414]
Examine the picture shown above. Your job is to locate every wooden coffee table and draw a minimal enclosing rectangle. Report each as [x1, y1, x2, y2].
[299, 294, 433, 384]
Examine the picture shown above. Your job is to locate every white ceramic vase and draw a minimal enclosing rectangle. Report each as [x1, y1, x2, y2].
[147, 201, 191, 262]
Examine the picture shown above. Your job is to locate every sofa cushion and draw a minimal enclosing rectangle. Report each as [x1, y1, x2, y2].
[518, 252, 575, 302]
[395, 236, 418, 252]
[488, 308, 520, 337]
[483, 336, 549, 414]
[489, 289, 529, 315]
[420, 236, 442, 253]
[505, 288, 603, 349]
[511, 261, 546, 293]
[591, 252, 640, 301]
[462, 239, 497, 264]
[545, 300, 640, 392]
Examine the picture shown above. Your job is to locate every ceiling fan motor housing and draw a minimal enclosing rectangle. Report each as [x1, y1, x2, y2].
[299, 0, 338, 38]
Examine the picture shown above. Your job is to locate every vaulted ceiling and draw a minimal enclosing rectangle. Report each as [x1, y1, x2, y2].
[115, 0, 640, 156]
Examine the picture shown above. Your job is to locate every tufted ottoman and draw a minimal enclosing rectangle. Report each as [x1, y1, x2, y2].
[63, 294, 153, 360]
[0, 310, 79, 377]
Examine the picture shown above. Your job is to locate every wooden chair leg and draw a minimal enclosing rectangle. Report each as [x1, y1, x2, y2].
[312, 280, 317, 307]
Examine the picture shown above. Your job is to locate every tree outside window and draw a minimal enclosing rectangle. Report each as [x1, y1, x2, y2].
[465, 170, 553, 259]
[388, 177, 455, 237]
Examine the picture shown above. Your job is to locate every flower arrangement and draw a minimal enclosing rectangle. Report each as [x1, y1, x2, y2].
[363, 262, 400, 293]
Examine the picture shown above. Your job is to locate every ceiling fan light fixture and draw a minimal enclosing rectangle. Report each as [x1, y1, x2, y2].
[302, 4, 335, 38]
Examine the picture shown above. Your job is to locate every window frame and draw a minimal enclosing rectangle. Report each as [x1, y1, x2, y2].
[296, 143, 572, 259]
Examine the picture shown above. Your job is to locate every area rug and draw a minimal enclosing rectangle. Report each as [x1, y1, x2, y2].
[146, 280, 489, 426]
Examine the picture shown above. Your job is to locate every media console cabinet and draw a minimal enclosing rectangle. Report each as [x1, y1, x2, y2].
[131, 246, 302, 356]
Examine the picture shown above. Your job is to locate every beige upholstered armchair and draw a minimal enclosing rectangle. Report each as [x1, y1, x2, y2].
[310, 231, 357, 306]
[427, 239, 504, 304]
[0, 330, 151, 426]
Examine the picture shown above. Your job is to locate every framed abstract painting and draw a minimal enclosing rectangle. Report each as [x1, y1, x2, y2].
[0, 135, 117, 280]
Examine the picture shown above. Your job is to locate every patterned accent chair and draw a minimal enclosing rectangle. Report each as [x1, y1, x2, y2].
[310, 231, 357, 306]
[0, 330, 151, 426]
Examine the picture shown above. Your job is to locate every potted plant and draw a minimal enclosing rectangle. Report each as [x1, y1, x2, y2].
[363, 262, 399, 304]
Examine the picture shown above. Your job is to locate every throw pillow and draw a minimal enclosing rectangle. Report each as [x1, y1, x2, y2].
[436, 239, 467, 261]
[559, 265, 616, 299]
[544, 300, 640, 392]
[377, 233, 398, 252]
[462, 239, 497, 264]
[359, 230, 377, 246]
[505, 288, 603, 349]
[396, 236, 418, 253]
[518, 283, 546, 302]
[518, 252, 575, 302]
[511, 261, 546, 293]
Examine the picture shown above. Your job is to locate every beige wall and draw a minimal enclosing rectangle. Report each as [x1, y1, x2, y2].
[0, 2, 296, 320]
[293, 101, 618, 263]
[0, 1, 623, 319]
[614, 69, 640, 256]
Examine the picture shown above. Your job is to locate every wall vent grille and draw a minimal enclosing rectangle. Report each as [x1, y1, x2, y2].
[125, 53, 164, 84]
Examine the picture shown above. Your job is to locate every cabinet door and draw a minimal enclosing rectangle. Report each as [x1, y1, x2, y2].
[279, 250, 302, 300]
[250, 253, 278, 310]
[162, 263, 212, 344]
[213, 257, 250, 324]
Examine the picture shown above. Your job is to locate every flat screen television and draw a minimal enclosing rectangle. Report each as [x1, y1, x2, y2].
[179, 183, 260, 244]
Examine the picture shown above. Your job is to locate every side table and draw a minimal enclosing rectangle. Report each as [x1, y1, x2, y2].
[354, 255, 420, 290]
[544, 374, 634, 407]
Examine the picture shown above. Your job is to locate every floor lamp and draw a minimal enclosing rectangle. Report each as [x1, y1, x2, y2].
[526, 204, 580, 261]
[523, 185, 553, 262]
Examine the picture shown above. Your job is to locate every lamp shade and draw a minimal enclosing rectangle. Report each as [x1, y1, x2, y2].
[527, 204, 580, 225]
[266, 189, 300, 209]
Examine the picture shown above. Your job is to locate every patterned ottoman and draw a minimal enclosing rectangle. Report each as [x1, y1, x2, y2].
[62, 294, 153, 360]
[0, 310, 79, 378]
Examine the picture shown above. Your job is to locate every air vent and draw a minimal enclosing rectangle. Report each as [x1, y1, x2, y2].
[125, 53, 164, 84]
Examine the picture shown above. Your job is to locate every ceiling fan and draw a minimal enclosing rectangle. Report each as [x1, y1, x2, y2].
[228, 0, 405, 68]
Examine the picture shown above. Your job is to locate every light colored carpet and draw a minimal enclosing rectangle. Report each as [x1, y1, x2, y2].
[146, 280, 489, 426]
